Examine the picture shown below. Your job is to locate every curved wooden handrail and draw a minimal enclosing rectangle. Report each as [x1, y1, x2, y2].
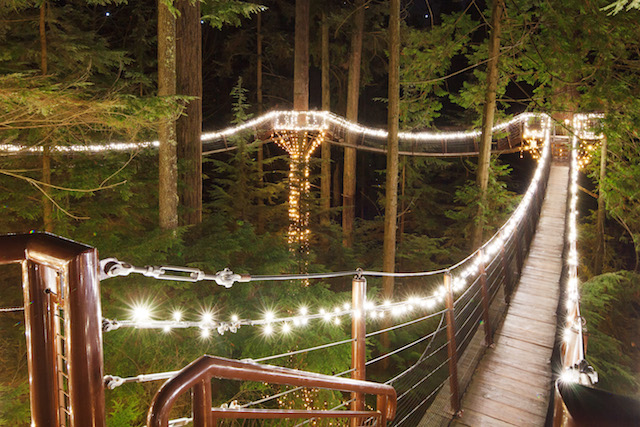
[147, 355, 396, 427]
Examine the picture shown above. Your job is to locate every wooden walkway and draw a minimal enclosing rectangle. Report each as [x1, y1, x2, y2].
[450, 164, 569, 426]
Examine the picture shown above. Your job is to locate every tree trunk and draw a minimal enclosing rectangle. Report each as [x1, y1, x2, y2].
[382, 0, 401, 352]
[293, 0, 310, 111]
[39, 1, 47, 75]
[42, 145, 53, 232]
[333, 160, 341, 209]
[40, 0, 53, 232]
[158, 0, 178, 230]
[399, 160, 406, 245]
[472, 0, 504, 250]
[594, 137, 607, 275]
[176, 0, 202, 226]
[320, 12, 331, 226]
[256, 13, 265, 234]
[342, 0, 365, 247]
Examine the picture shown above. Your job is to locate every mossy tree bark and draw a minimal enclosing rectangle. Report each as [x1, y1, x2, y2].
[158, 0, 178, 230]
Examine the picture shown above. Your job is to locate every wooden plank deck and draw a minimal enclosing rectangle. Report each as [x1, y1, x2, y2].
[451, 164, 569, 427]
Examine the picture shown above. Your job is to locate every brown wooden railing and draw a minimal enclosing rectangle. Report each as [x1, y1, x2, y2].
[146, 355, 396, 427]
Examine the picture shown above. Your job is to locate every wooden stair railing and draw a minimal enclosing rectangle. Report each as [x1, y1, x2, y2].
[146, 355, 396, 427]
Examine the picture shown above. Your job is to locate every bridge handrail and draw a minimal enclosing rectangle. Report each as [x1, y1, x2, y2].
[146, 355, 396, 427]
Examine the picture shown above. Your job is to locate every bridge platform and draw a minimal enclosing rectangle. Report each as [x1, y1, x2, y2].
[452, 164, 568, 426]
[421, 164, 569, 427]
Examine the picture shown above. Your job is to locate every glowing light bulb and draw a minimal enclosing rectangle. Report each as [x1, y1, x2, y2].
[132, 304, 151, 323]
[201, 312, 214, 325]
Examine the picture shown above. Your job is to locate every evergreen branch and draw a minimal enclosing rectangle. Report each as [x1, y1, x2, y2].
[99, 152, 137, 188]
[29, 181, 89, 221]
[0, 169, 126, 192]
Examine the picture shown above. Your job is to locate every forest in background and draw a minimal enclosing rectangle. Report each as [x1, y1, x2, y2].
[1, 0, 640, 425]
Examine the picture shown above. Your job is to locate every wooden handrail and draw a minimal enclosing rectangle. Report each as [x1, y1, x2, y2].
[147, 355, 396, 427]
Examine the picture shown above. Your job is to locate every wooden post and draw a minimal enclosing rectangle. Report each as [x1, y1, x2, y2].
[479, 250, 494, 346]
[351, 276, 367, 427]
[444, 271, 461, 415]
[515, 226, 524, 279]
[501, 242, 512, 304]
[351, 275, 367, 426]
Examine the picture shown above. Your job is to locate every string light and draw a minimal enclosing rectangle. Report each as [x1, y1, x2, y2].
[1, 111, 600, 154]
[562, 115, 588, 366]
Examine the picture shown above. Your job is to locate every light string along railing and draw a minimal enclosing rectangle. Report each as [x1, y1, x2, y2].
[0, 110, 541, 154]
[557, 116, 599, 386]
[101, 116, 552, 392]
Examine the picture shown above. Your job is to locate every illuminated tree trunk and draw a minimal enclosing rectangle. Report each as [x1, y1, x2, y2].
[158, 0, 178, 230]
[288, 0, 311, 273]
[342, 0, 365, 247]
[594, 137, 607, 275]
[176, 0, 202, 225]
[472, 0, 504, 250]
[320, 12, 331, 226]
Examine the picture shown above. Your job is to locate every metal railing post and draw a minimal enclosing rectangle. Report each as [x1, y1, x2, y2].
[23, 261, 60, 425]
[351, 275, 367, 426]
[478, 251, 494, 346]
[444, 271, 461, 415]
[193, 379, 213, 427]
[0, 233, 105, 427]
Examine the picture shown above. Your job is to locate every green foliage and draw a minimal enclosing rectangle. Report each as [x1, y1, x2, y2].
[206, 78, 287, 228]
[0, 383, 30, 426]
[445, 157, 518, 250]
[580, 271, 640, 395]
[602, 0, 640, 14]
[202, 1, 266, 30]
[597, 112, 640, 268]
[400, 12, 475, 127]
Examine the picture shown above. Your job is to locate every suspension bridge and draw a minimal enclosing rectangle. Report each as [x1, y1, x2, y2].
[1, 111, 628, 427]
